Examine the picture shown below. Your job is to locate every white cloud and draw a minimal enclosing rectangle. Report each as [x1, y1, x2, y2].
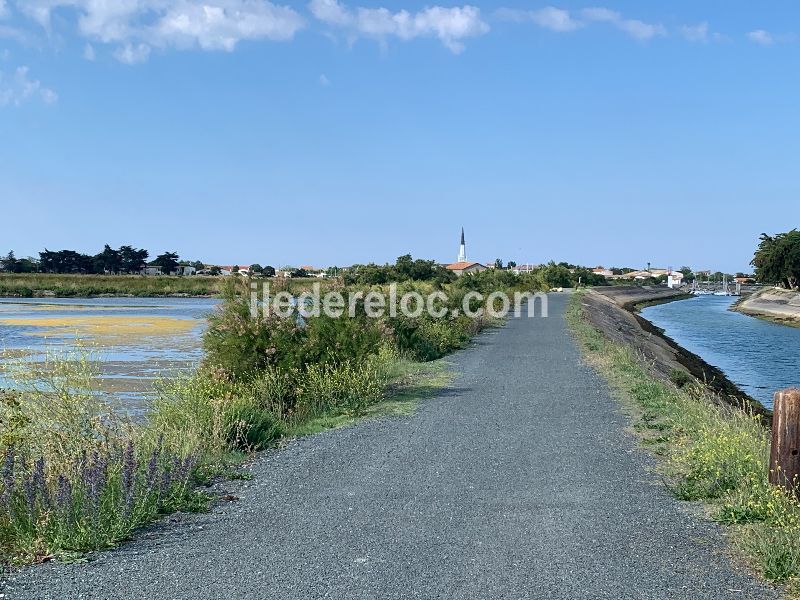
[309, 0, 350, 27]
[152, 1, 305, 50]
[496, 6, 582, 33]
[0, 65, 57, 107]
[310, 0, 489, 53]
[581, 7, 665, 40]
[16, 0, 305, 62]
[114, 42, 151, 64]
[680, 22, 708, 43]
[83, 42, 95, 60]
[747, 29, 773, 45]
[0, 0, 8, 19]
[319, 73, 330, 85]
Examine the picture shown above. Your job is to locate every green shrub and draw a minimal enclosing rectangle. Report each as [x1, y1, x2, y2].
[0, 355, 200, 565]
[669, 369, 693, 388]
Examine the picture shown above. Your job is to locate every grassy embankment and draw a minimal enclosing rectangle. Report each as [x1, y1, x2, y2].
[0, 272, 536, 566]
[567, 290, 800, 592]
[0, 273, 334, 298]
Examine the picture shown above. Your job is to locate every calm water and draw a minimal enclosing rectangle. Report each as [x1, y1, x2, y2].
[0, 297, 218, 408]
[641, 296, 800, 409]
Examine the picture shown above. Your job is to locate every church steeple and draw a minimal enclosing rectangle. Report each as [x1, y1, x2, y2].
[458, 227, 467, 263]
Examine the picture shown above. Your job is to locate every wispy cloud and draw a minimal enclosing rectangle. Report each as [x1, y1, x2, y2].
[580, 7, 666, 40]
[309, 0, 489, 54]
[0, 65, 57, 107]
[680, 22, 709, 43]
[498, 6, 667, 41]
[0, 0, 8, 19]
[83, 43, 95, 61]
[496, 6, 582, 33]
[319, 73, 330, 86]
[747, 29, 773, 46]
[113, 43, 151, 65]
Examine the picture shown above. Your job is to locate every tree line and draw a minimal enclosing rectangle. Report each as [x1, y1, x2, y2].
[752, 230, 800, 289]
[0, 246, 203, 275]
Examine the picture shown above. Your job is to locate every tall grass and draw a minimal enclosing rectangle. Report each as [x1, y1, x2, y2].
[567, 291, 800, 588]
[0, 273, 335, 298]
[1, 276, 498, 565]
[0, 354, 201, 564]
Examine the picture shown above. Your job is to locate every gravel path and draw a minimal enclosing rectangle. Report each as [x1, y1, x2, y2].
[1, 294, 777, 599]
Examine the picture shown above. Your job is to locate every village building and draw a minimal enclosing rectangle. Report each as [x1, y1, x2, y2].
[445, 228, 487, 276]
[173, 265, 196, 276]
[218, 265, 251, 276]
[511, 264, 538, 275]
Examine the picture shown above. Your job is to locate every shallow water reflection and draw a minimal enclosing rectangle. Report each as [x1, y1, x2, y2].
[0, 297, 218, 410]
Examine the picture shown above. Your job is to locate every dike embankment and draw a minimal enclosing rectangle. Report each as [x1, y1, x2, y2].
[732, 286, 800, 327]
[581, 286, 770, 419]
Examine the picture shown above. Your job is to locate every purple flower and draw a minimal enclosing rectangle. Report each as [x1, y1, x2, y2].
[0, 446, 15, 512]
[84, 450, 108, 522]
[33, 457, 48, 509]
[23, 474, 36, 517]
[56, 474, 73, 518]
[145, 436, 163, 492]
[121, 439, 137, 515]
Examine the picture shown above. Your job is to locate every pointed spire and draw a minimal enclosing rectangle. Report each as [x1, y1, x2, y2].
[460, 227, 465, 245]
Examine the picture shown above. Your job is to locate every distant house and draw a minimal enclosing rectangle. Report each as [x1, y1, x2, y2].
[592, 267, 614, 277]
[446, 261, 487, 276]
[173, 265, 196, 276]
[140, 265, 162, 276]
[511, 264, 538, 275]
[621, 270, 653, 280]
[667, 271, 684, 288]
[219, 265, 251, 276]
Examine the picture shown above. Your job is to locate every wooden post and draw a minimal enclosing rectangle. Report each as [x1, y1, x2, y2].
[770, 389, 800, 495]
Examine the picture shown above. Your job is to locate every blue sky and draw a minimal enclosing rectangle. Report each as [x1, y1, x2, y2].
[1, 1, 798, 272]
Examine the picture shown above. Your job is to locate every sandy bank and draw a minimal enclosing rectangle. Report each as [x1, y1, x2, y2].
[733, 287, 800, 326]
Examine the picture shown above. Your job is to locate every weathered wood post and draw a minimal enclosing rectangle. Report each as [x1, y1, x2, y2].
[769, 389, 800, 495]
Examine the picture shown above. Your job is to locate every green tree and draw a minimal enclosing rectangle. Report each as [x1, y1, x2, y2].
[153, 252, 180, 275]
[494, 258, 503, 269]
[1, 251, 19, 273]
[119, 246, 149, 273]
[752, 230, 800, 289]
[95, 244, 122, 274]
[263, 265, 276, 277]
[250, 264, 263, 275]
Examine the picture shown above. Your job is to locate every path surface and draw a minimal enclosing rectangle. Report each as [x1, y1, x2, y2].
[2, 294, 777, 599]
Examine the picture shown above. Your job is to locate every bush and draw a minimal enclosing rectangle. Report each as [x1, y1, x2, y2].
[669, 369, 693, 388]
[0, 355, 199, 564]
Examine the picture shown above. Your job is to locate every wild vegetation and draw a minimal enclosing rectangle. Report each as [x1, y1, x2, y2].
[2, 269, 549, 565]
[568, 291, 800, 590]
[752, 229, 800, 289]
[0, 273, 333, 298]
